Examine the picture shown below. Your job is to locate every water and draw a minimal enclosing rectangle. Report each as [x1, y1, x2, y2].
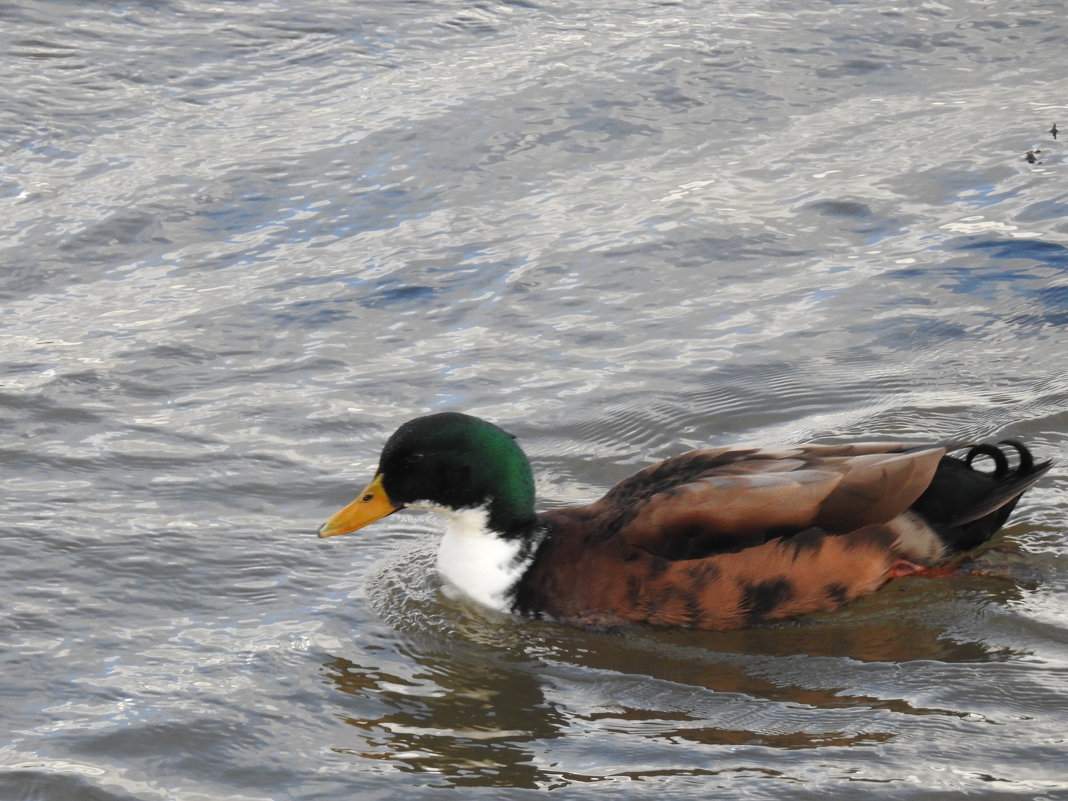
[2, 0, 1067, 797]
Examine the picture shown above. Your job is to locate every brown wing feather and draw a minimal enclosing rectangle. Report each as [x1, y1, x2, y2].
[586, 444, 948, 560]
[810, 447, 947, 531]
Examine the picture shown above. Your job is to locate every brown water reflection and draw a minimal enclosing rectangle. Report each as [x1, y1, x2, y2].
[325, 643, 561, 788]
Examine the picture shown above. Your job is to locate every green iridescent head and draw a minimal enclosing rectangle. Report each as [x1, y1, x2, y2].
[319, 412, 538, 539]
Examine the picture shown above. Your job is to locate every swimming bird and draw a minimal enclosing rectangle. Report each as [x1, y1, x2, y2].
[318, 412, 1051, 630]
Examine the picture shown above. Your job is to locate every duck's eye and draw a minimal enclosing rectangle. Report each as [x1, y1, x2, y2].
[405, 452, 424, 464]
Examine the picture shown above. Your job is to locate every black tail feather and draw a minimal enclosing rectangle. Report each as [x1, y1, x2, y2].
[912, 440, 1052, 554]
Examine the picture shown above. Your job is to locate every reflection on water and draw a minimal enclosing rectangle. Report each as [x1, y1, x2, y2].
[326, 646, 559, 788]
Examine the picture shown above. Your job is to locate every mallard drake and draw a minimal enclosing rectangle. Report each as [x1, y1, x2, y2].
[318, 412, 1051, 630]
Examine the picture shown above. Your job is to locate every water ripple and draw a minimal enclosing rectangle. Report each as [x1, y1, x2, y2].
[3, 0, 1068, 798]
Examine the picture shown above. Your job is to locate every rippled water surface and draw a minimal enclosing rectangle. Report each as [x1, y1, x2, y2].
[3, 0, 1068, 798]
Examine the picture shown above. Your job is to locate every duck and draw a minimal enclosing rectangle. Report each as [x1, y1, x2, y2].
[318, 412, 1052, 630]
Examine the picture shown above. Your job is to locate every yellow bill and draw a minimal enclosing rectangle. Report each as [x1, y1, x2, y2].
[318, 474, 399, 538]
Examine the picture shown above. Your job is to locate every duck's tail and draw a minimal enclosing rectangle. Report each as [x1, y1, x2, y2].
[911, 440, 1052, 555]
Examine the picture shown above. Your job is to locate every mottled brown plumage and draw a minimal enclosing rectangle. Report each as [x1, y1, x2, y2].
[319, 414, 1052, 630]
[513, 442, 1048, 628]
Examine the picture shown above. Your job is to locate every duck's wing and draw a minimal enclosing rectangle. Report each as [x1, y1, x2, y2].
[595, 444, 949, 560]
